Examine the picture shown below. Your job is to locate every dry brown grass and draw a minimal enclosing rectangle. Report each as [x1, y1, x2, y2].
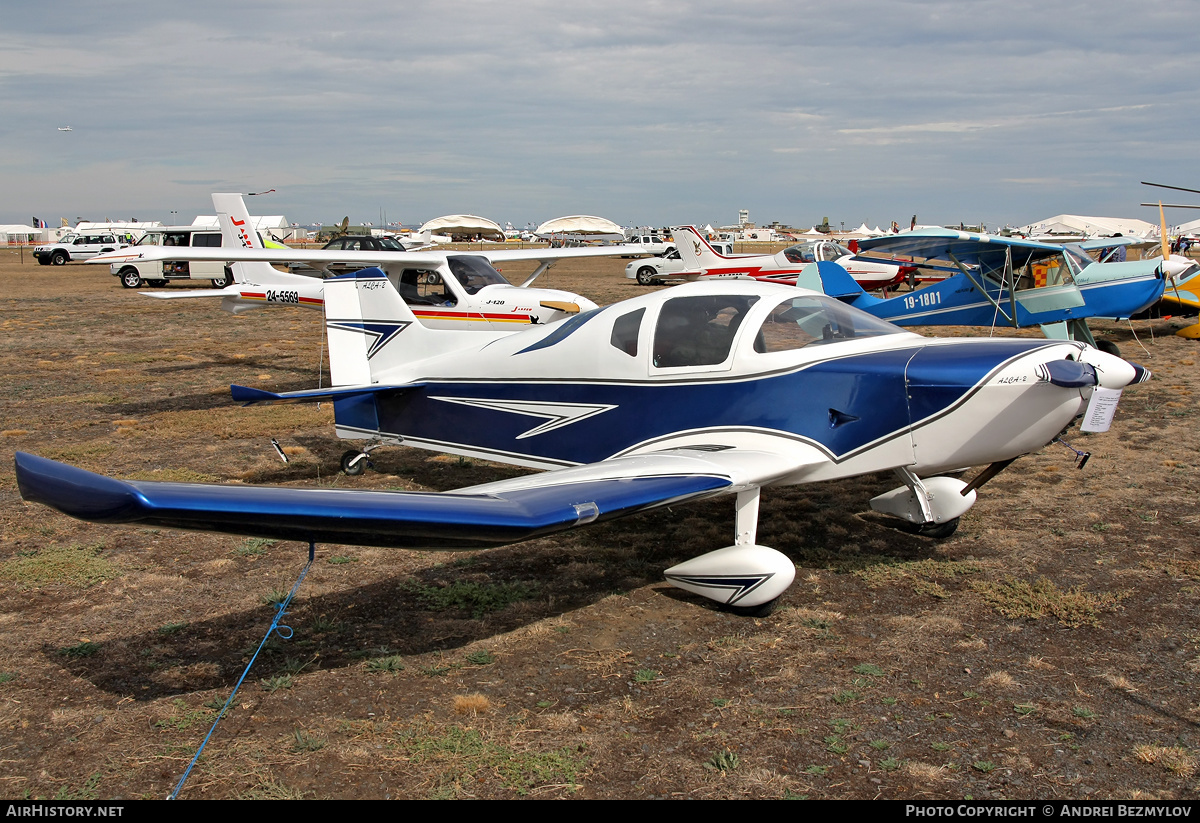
[452, 693, 492, 716]
[2, 253, 1200, 799]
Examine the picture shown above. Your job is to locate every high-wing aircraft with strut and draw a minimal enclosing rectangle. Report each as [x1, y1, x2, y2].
[15, 274, 1149, 614]
[804, 228, 1168, 354]
[90, 193, 642, 330]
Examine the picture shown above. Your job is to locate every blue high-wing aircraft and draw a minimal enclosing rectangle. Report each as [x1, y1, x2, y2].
[807, 229, 1168, 354]
[14, 272, 1150, 614]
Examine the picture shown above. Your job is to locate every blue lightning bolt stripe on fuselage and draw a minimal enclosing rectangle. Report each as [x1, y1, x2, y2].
[333, 339, 1058, 466]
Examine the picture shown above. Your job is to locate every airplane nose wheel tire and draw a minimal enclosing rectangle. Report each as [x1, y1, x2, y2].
[916, 518, 960, 539]
[340, 450, 369, 476]
[727, 598, 780, 618]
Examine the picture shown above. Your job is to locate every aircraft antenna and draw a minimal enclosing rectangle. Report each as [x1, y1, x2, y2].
[1142, 181, 1200, 196]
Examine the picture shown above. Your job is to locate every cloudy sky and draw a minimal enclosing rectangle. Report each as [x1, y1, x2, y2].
[2, 0, 1197, 231]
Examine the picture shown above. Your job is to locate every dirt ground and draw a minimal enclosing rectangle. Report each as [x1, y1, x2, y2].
[1, 249, 1199, 800]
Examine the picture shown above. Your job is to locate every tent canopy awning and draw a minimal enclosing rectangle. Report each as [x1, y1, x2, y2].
[419, 214, 504, 239]
[535, 215, 623, 235]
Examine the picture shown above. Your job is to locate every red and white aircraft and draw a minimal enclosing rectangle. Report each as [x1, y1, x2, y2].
[671, 226, 916, 291]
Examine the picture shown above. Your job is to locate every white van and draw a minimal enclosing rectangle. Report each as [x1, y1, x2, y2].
[111, 227, 233, 288]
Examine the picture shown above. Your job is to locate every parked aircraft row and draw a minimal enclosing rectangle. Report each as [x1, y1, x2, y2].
[19, 196, 1155, 615]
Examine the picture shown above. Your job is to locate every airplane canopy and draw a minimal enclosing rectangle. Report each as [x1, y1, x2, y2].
[535, 215, 623, 235]
[420, 214, 504, 240]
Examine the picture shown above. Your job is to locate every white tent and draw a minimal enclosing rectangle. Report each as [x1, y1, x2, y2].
[0, 224, 40, 243]
[535, 215, 623, 236]
[419, 214, 504, 240]
[1018, 214, 1158, 239]
[75, 220, 163, 233]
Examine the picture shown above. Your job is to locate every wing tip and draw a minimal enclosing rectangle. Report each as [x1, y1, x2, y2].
[14, 452, 143, 521]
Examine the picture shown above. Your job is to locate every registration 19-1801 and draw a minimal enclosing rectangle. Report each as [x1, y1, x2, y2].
[903, 291, 942, 311]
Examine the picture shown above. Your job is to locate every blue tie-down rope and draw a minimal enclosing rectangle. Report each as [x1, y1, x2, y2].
[168, 541, 316, 800]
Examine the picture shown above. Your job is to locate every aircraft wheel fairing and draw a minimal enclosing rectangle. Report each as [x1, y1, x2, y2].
[340, 450, 368, 476]
[120, 267, 143, 289]
[664, 545, 796, 609]
[870, 476, 976, 529]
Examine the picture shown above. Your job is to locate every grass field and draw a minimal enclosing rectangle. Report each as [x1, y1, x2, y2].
[1, 248, 1198, 799]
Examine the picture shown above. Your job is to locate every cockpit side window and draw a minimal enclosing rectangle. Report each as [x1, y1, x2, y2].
[446, 256, 507, 294]
[610, 308, 644, 356]
[653, 295, 758, 368]
[394, 269, 453, 306]
[754, 295, 904, 352]
[1012, 252, 1075, 291]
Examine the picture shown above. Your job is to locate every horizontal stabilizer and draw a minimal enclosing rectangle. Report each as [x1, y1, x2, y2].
[14, 452, 731, 550]
[142, 288, 235, 300]
[229, 382, 421, 406]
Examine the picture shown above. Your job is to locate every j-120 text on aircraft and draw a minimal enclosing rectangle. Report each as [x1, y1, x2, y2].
[16, 275, 1149, 614]
[91, 193, 645, 330]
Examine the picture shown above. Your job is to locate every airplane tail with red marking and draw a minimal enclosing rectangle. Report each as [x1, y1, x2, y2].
[212, 193, 303, 288]
[673, 225, 732, 274]
[205, 192, 328, 314]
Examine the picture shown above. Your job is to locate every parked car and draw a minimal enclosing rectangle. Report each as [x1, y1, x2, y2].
[622, 234, 674, 257]
[321, 235, 410, 252]
[35, 233, 131, 266]
[110, 227, 233, 288]
[625, 242, 735, 285]
[288, 234, 414, 276]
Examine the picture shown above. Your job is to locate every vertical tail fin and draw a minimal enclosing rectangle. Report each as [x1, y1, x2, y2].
[211, 192, 291, 286]
[673, 225, 729, 273]
[323, 268, 506, 386]
[795, 261, 883, 309]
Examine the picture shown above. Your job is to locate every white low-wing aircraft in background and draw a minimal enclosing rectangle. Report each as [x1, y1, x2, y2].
[669, 226, 917, 291]
[16, 271, 1149, 614]
[90, 193, 644, 330]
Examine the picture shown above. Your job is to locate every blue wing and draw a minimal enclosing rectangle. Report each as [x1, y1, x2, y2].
[14, 451, 740, 550]
[858, 229, 1071, 271]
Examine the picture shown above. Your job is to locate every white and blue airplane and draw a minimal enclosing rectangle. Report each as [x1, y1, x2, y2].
[14, 274, 1149, 614]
